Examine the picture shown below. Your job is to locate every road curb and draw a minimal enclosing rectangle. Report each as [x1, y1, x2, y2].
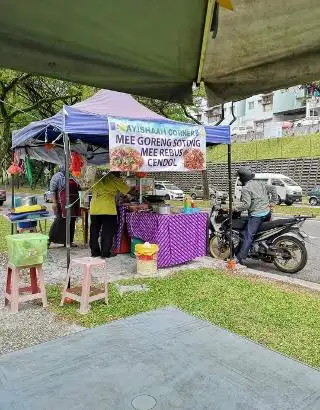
[241, 266, 320, 293]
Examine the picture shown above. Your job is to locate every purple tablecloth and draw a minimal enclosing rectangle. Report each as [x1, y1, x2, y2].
[126, 212, 208, 268]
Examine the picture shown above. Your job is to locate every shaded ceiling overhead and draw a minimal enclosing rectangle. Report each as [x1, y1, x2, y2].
[202, 0, 320, 104]
[1, 0, 320, 104]
[0, 0, 207, 103]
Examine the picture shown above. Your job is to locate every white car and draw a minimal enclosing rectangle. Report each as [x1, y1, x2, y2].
[234, 173, 302, 206]
[295, 117, 320, 127]
[154, 181, 185, 200]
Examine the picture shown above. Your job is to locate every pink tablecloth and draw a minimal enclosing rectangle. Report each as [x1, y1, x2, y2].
[126, 212, 208, 268]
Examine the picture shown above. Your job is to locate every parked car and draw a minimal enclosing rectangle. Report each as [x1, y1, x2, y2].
[307, 186, 320, 206]
[44, 190, 52, 203]
[190, 185, 227, 203]
[0, 189, 6, 206]
[234, 173, 302, 206]
[154, 181, 185, 200]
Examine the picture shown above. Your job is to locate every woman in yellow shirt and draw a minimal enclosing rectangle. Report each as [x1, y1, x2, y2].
[90, 172, 130, 258]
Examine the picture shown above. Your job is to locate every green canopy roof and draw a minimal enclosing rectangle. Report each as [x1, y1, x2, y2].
[1, 0, 320, 104]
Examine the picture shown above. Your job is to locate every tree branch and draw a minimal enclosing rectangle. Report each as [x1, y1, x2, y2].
[9, 93, 81, 119]
[6, 73, 33, 92]
[180, 104, 202, 124]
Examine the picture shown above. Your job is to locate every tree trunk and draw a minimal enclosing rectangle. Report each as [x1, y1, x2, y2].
[202, 170, 210, 200]
[1, 120, 12, 174]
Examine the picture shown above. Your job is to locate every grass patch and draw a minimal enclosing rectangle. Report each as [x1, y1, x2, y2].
[274, 205, 320, 217]
[0, 186, 44, 195]
[0, 215, 84, 252]
[47, 268, 320, 368]
[207, 133, 320, 163]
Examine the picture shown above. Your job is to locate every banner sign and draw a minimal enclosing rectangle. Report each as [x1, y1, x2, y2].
[108, 117, 206, 172]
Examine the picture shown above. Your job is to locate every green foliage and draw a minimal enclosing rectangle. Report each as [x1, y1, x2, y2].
[0, 68, 95, 171]
[208, 133, 320, 163]
[48, 268, 320, 368]
[135, 83, 205, 124]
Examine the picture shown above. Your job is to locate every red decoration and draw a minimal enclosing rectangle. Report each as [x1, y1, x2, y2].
[7, 164, 22, 175]
[135, 172, 147, 178]
[7, 153, 22, 175]
[70, 152, 85, 177]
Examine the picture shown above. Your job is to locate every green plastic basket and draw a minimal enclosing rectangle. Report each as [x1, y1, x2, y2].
[6, 233, 49, 267]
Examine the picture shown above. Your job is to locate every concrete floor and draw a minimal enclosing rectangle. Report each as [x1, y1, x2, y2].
[0, 308, 319, 410]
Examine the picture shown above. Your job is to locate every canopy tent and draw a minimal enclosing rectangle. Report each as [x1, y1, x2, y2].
[1, 0, 320, 104]
[12, 90, 231, 165]
[12, 89, 232, 271]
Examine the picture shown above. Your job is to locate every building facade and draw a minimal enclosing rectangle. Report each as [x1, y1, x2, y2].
[203, 86, 307, 139]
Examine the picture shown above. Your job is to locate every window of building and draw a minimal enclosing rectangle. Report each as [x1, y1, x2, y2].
[263, 103, 273, 112]
[248, 101, 254, 109]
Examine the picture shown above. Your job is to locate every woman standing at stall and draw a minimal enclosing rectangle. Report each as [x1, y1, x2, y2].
[90, 171, 130, 258]
[49, 165, 81, 247]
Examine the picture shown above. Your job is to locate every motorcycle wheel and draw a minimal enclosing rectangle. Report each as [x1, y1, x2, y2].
[209, 235, 231, 260]
[273, 235, 307, 274]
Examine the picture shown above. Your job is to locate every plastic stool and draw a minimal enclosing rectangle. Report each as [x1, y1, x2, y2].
[4, 263, 48, 313]
[60, 257, 108, 314]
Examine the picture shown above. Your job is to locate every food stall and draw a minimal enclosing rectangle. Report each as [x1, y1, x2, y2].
[12, 90, 231, 273]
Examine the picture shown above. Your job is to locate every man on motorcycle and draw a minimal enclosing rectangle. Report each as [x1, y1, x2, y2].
[234, 166, 278, 265]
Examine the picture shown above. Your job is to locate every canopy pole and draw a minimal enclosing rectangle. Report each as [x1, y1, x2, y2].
[227, 143, 233, 260]
[62, 106, 71, 286]
[228, 101, 236, 261]
[11, 175, 15, 234]
[139, 179, 143, 204]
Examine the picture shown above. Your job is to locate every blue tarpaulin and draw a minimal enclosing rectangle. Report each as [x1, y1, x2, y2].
[12, 90, 230, 165]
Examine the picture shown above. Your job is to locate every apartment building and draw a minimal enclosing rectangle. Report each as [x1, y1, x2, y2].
[204, 86, 306, 138]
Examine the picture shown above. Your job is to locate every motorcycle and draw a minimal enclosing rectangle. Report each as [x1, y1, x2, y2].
[208, 204, 310, 274]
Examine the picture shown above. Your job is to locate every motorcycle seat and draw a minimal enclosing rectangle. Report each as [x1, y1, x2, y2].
[232, 217, 296, 232]
[259, 218, 296, 232]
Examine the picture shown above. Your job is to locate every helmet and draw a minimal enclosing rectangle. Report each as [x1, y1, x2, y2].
[237, 166, 255, 185]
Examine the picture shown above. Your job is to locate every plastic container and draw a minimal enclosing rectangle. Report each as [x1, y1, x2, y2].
[18, 221, 37, 231]
[6, 233, 49, 267]
[131, 237, 144, 257]
[135, 242, 159, 276]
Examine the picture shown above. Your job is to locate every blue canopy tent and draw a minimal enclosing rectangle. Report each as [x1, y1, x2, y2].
[12, 89, 232, 272]
[12, 90, 230, 165]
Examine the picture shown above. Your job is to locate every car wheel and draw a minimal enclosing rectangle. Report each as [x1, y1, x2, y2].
[285, 200, 294, 206]
[165, 194, 171, 200]
[309, 197, 318, 206]
[191, 193, 197, 200]
[0, 201, 4, 206]
[277, 195, 282, 205]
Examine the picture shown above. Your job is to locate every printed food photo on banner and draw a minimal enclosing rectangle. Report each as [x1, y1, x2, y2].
[110, 146, 144, 172]
[108, 117, 206, 173]
[183, 148, 205, 170]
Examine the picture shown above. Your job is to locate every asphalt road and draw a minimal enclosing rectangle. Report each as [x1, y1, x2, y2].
[242, 218, 320, 284]
[3, 194, 320, 284]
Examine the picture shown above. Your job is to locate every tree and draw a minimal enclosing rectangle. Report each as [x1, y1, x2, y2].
[0, 69, 94, 175]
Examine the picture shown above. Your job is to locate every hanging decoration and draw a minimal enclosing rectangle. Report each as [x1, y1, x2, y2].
[70, 152, 85, 177]
[25, 156, 33, 187]
[7, 153, 22, 176]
